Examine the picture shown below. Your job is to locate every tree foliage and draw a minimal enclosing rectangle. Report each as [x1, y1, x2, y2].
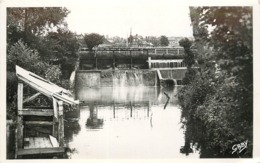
[145, 36, 160, 47]
[7, 8, 69, 36]
[6, 7, 75, 120]
[160, 35, 169, 46]
[7, 7, 79, 78]
[178, 7, 253, 158]
[83, 33, 104, 50]
[179, 38, 197, 85]
[7, 40, 48, 74]
[44, 29, 79, 78]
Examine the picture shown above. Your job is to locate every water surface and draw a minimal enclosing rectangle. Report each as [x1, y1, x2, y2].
[64, 86, 199, 158]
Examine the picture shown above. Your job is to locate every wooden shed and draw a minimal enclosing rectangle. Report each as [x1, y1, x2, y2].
[15, 65, 79, 158]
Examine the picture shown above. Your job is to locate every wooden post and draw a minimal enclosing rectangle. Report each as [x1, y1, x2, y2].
[18, 82, 23, 112]
[17, 81, 24, 150]
[112, 51, 115, 69]
[95, 51, 98, 69]
[52, 98, 58, 138]
[148, 57, 151, 69]
[58, 101, 64, 147]
[130, 51, 132, 69]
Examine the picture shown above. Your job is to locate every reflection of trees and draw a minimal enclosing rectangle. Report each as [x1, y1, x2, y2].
[180, 119, 204, 157]
[180, 131, 193, 156]
[86, 104, 104, 129]
[64, 105, 80, 120]
[64, 147, 78, 159]
[64, 121, 81, 142]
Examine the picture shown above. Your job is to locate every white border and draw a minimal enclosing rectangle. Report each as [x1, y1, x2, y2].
[1, 0, 259, 163]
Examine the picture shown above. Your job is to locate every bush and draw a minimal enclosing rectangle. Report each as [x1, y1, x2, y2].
[6, 40, 68, 119]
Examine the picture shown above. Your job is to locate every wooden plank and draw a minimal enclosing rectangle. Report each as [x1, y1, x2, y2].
[23, 92, 41, 104]
[34, 127, 52, 134]
[17, 147, 65, 156]
[52, 98, 58, 137]
[30, 138, 36, 148]
[18, 109, 54, 116]
[148, 57, 151, 69]
[58, 101, 64, 147]
[17, 74, 78, 105]
[18, 82, 23, 111]
[41, 137, 52, 148]
[24, 138, 29, 149]
[26, 137, 53, 149]
[49, 135, 59, 147]
[52, 98, 58, 121]
[25, 121, 54, 125]
[17, 116, 23, 149]
[25, 106, 52, 109]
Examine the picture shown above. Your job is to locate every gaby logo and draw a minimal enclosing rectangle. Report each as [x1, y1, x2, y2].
[232, 140, 248, 154]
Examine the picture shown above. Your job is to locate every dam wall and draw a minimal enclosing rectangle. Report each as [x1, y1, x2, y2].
[75, 69, 187, 89]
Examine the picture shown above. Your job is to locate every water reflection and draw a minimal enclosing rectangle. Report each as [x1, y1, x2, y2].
[86, 104, 104, 129]
[65, 86, 199, 158]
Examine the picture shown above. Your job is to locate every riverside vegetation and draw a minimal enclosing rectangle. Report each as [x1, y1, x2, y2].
[178, 7, 253, 158]
[7, 8, 79, 120]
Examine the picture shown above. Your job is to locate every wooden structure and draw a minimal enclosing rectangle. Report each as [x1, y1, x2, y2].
[79, 47, 185, 70]
[15, 66, 79, 158]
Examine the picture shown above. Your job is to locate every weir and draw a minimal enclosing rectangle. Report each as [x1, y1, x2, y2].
[75, 48, 187, 88]
[112, 71, 144, 87]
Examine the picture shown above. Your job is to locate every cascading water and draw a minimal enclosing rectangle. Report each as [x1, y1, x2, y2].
[112, 71, 144, 102]
[112, 71, 144, 87]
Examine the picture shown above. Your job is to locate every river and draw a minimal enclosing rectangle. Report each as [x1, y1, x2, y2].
[64, 86, 199, 158]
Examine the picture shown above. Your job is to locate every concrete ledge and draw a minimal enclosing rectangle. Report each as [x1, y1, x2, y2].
[76, 70, 101, 73]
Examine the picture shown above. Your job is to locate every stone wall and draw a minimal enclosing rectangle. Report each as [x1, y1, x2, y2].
[75, 70, 101, 88]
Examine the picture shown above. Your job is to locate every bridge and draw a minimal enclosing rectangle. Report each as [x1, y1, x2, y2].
[75, 47, 187, 88]
[78, 47, 185, 70]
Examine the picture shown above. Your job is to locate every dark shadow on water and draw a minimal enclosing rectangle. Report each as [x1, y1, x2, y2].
[86, 104, 104, 129]
[64, 121, 81, 142]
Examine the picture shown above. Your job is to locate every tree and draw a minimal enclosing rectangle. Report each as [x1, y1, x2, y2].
[145, 36, 160, 47]
[160, 35, 169, 46]
[7, 7, 70, 46]
[7, 7, 79, 79]
[128, 35, 134, 44]
[179, 38, 196, 84]
[44, 29, 80, 78]
[178, 7, 253, 158]
[83, 33, 104, 50]
[6, 8, 74, 121]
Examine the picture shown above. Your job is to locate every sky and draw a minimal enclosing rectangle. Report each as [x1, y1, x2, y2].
[65, 1, 193, 38]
